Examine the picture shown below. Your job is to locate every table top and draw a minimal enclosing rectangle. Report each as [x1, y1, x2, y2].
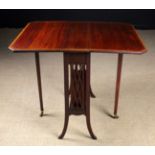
[9, 21, 147, 54]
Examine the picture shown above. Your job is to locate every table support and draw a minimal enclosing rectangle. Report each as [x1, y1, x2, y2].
[59, 53, 97, 139]
[69, 82, 96, 98]
[113, 54, 123, 118]
[90, 86, 96, 98]
[35, 52, 44, 117]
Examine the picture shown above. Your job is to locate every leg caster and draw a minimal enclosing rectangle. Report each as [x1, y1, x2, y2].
[113, 115, 119, 119]
[40, 111, 44, 117]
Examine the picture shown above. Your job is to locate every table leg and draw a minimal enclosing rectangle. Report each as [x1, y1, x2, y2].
[58, 53, 70, 139]
[59, 53, 96, 139]
[113, 54, 123, 119]
[90, 85, 96, 98]
[35, 52, 44, 117]
[85, 55, 97, 139]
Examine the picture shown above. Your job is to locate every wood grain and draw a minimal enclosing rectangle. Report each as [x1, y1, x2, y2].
[9, 21, 147, 54]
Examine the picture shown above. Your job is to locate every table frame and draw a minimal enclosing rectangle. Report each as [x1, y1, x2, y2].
[34, 52, 124, 139]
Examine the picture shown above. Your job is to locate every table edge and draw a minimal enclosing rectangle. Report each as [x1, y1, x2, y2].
[8, 21, 148, 54]
[8, 48, 147, 55]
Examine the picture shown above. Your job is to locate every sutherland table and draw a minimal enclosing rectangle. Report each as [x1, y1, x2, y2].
[9, 21, 147, 139]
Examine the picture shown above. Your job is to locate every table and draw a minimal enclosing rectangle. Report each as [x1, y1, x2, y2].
[9, 21, 147, 139]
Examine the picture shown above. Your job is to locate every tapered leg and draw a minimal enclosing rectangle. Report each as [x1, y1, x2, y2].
[90, 86, 96, 98]
[85, 55, 97, 139]
[59, 53, 70, 139]
[35, 52, 44, 117]
[86, 114, 97, 139]
[113, 54, 123, 118]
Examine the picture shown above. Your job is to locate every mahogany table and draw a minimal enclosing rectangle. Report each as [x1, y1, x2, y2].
[9, 21, 147, 139]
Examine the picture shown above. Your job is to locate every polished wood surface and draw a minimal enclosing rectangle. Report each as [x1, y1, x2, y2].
[9, 21, 147, 54]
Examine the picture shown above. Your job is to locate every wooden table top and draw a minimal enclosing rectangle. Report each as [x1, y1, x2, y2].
[9, 21, 147, 54]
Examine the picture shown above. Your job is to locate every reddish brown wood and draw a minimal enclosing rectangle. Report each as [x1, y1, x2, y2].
[35, 52, 44, 117]
[114, 54, 123, 118]
[8, 21, 148, 138]
[90, 86, 96, 98]
[9, 21, 147, 54]
[59, 53, 96, 139]
[58, 53, 70, 139]
[69, 84, 96, 98]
